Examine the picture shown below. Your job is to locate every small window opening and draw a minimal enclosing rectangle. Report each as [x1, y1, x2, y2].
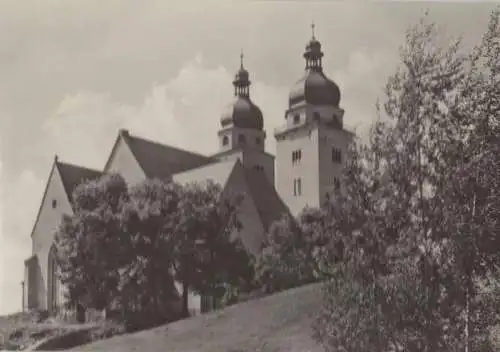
[292, 149, 302, 165]
[332, 147, 342, 164]
[238, 134, 246, 145]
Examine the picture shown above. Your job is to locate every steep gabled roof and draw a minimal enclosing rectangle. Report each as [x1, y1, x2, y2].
[174, 158, 291, 234]
[119, 130, 216, 179]
[243, 168, 291, 232]
[29, 156, 102, 237]
[172, 159, 238, 187]
[56, 160, 103, 202]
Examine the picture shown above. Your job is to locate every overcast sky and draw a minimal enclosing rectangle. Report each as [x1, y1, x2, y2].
[0, 1, 497, 315]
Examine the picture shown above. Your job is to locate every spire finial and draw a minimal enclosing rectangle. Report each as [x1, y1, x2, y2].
[311, 21, 316, 39]
[240, 49, 244, 69]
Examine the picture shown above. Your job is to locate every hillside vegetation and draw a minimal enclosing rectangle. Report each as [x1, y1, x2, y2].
[70, 283, 324, 352]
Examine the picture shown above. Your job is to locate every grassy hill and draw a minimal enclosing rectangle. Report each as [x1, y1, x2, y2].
[70, 283, 325, 352]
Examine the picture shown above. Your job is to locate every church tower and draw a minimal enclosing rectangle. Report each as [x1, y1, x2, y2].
[274, 25, 353, 216]
[215, 52, 275, 185]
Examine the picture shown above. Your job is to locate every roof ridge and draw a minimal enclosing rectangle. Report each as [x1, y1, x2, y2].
[56, 159, 102, 174]
[127, 132, 213, 160]
[242, 168, 291, 232]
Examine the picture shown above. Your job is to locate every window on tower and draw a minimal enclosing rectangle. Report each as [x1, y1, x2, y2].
[333, 177, 341, 191]
[222, 135, 229, 146]
[332, 147, 342, 164]
[238, 134, 246, 145]
[293, 114, 300, 124]
[292, 149, 302, 165]
[293, 178, 302, 196]
[313, 112, 320, 122]
[256, 137, 261, 146]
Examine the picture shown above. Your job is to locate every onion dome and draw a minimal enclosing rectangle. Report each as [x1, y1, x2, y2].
[220, 52, 264, 130]
[288, 23, 341, 108]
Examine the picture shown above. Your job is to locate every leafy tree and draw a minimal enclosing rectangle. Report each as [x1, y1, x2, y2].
[314, 10, 500, 352]
[55, 173, 130, 314]
[118, 179, 183, 328]
[55, 175, 254, 327]
[173, 180, 253, 312]
[443, 8, 500, 350]
[256, 207, 343, 294]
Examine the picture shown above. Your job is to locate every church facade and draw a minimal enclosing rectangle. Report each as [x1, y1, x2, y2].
[23, 29, 353, 317]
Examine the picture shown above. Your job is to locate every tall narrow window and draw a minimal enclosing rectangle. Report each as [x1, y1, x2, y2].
[293, 114, 300, 124]
[48, 245, 59, 314]
[292, 149, 302, 165]
[332, 147, 342, 164]
[222, 135, 229, 146]
[334, 177, 341, 191]
[293, 178, 302, 196]
[313, 112, 320, 122]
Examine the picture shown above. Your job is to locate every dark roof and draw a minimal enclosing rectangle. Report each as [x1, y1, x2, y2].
[24, 254, 38, 265]
[243, 168, 291, 232]
[56, 160, 103, 201]
[289, 69, 341, 108]
[124, 133, 216, 179]
[220, 96, 264, 130]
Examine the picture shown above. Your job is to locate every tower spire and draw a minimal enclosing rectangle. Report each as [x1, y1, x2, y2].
[233, 51, 250, 97]
[303, 23, 323, 71]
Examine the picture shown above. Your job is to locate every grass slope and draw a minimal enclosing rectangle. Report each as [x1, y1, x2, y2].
[71, 283, 325, 352]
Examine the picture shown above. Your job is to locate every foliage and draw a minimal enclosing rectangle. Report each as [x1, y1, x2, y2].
[118, 179, 183, 329]
[173, 180, 254, 311]
[55, 173, 130, 312]
[55, 175, 252, 330]
[313, 9, 500, 352]
[256, 207, 342, 294]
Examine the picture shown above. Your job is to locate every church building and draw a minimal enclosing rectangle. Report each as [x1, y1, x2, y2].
[23, 27, 353, 317]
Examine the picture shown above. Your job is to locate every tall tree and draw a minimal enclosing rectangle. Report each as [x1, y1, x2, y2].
[443, 8, 500, 350]
[172, 180, 253, 313]
[55, 173, 130, 313]
[118, 178, 182, 328]
[311, 10, 500, 351]
[256, 207, 342, 294]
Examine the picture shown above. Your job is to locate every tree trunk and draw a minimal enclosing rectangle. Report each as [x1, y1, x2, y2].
[76, 303, 85, 324]
[465, 186, 477, 351]
[182, 282, 189, 318]
[210, 246, 217, 312]
[465, 287, 471, 352]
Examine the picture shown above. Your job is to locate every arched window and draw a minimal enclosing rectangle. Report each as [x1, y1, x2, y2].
[222, 135, 229, 146]
[47, 245, 60, 315]
[255, 137, 261, 146]
[293, 114, 300, 124]
[238, 134, 246, 145]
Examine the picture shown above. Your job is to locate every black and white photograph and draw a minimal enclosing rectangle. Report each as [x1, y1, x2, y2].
[0, 1, 499, 351]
